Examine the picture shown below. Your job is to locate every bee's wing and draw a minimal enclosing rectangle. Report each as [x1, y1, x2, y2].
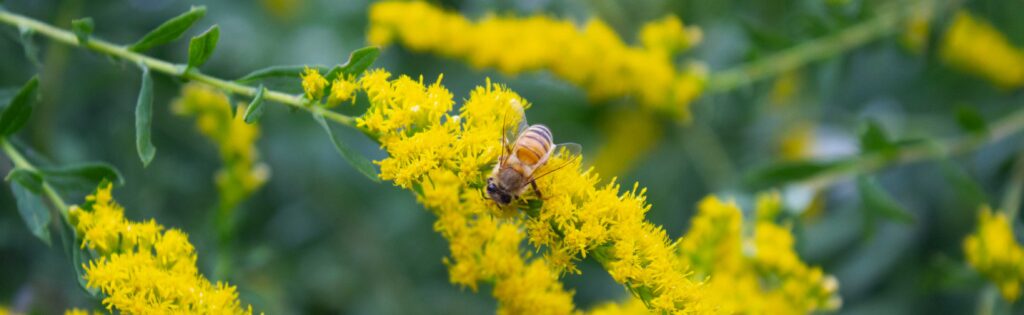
[500, 101, 529, 161]
[526, 142, 583, 184]
[551, 142, 582, 158]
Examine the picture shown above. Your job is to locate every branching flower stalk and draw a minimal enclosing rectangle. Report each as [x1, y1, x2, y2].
[0, 9, 356, 128]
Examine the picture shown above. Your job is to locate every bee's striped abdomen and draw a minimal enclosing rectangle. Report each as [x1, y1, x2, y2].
[514, 125, 553, 166]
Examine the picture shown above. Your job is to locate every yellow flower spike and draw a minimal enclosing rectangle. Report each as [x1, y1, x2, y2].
[964, 206, 1024, 302]
[301, 66, 329, 100]
[367, 1, 705, 118]
[173, 83, 268, 214]
[941, 11, 1024, 88]
[71, 183, 254, 314]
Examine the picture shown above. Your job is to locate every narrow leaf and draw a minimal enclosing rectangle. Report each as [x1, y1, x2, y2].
[746, 159, 854, 189]
[39, 162, 125, 187]
[128, 6, 207, 52]
[243, 85, 266, 124]
[0, 76, 39, 136]
[236, 65, 328, 83]
[312, 114, 379, 182]
[135, 65, 156, 167]
[187, 25, 219, 69]
[18, 26, 41, 68]
[859, 120, 892, 153]
[339, 46, 381, 77]
[955, 106, 988, 135]
[11, 182, 51, 245]
[938, 159, 987, 207]
[71, 17, 94, 44]
[857, 175, 915, 224]
[6, 168, 43, 193]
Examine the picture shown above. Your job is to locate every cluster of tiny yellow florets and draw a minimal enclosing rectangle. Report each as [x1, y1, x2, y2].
[64, 309, 104, 315]
[677, 193, 840, 314]
[352, 69, 577, 314]
[941, 10, 1024, 88]
[173, 83, 269, 213]
[332, 65, 845, 313]
[367, 1, 705, 119]
[68, 183, 254, 314]
[964, 206, 1024, 302]
[302, 67, 359, 107]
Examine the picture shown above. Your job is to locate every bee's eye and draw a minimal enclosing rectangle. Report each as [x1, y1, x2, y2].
[486, 182, 497, 193]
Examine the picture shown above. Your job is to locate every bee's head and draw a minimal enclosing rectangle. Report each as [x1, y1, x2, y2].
[486, 177, 513, 205]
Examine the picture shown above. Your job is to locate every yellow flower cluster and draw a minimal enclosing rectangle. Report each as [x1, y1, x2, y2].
[355, 69, 576, 314]
[68, 183, 253, 314]
[302, 67, 359, 106]
[941, 11, 1024, 88]
[367, 1, 705, 119]
[678, 194, 840, 314]
[963, 206, 1024, 302]
[64, 309, 105, 315]
[173, 83, 269, 213]
[325, 67, 840, 313]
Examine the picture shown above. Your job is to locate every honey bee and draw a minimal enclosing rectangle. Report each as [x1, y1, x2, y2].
[486, 104, 580, 206]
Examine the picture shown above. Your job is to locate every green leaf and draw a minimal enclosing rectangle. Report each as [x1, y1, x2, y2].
[955, 106, 988, 135]
[6, 168, 43, 194]
[0, 76, 39, 136]
[746, 159, 854, 189]
[859, 120, 892, 153]
[10, 182, 51, 245]
[55, 220, 98, 296]
[857, 175, 915, 224]
[39, 162, 125, 187]
[128, 6, 207, 52]
[18, 26, 41, 68]
[187, 25, 219, 69]
[236, 65, 328, 83]
[135, 65, 156, 167]
[71, 17, 94, 44]
[338, 46, 381, 77]
[938, 159, 988, 207]
[243, 85, 266, 124]
[312, 113, 379, 182]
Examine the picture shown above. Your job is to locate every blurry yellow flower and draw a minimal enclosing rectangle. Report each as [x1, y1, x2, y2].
[964, 206, 1024, 302]
[173, 83, 268, 214]
[260, 0, 303, 22]
[301, 66, 328, 100]
[901, 4, 932, 54]
[328, 75, 358, 105]
[68, 183, 253, 314]
[778, 122, 815, 161]
[367, 1, 705, 119]
[593, 108, 662, 176]
[941, 11, 1024, 88]
[769, 71, 801, 106]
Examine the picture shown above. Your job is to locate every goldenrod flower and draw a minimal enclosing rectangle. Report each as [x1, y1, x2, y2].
[68, 183, 254, 314]
[328, 75, 358, 105]
[679, 195, 841, 314]
[941, 11, 1024, 88]
[173, 83, 269, 213]
[301, 66, 329, 100]
[964, 206, 1024, 302]
[367, 1, 705, 119]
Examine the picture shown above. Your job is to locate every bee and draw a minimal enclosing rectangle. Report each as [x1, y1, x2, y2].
[486, 104, 580, 206]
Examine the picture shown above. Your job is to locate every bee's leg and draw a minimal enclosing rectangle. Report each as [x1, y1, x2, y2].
[530, 181, 543, 200]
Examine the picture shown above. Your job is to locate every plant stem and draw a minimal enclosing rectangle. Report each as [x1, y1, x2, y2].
[0, 9, 357, 127]
[706, 0, 945, 93]
[1, 139, 69, 221]
[800, 106, 1024, 189]
[1001, 151, 1024, 222]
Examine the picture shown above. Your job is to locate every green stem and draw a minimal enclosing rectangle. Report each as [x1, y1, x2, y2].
[800, 106, 1024, 190]
[1, 139, 69, 221]
[706, 0, 946, 93]
[0, 9, 357, 127]
[1001, 151, 1024, 222]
